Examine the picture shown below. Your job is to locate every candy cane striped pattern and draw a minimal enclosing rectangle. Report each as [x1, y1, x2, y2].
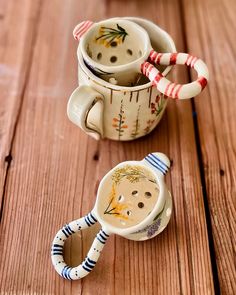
[51, 212, 110, 280]
[144, 153, 170, 175]
[142, 50, 209, 100]
[73, 21, 94, 41]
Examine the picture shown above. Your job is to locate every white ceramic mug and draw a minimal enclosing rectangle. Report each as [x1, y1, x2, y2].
[51, 152, 172, 280]
[74, 18, 209, 99]
[68, 17, 176, 140]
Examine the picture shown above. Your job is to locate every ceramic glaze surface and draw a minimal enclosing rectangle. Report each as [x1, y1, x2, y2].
[68, 16, 177, 141]
[97, 165, 159, 228]
[51, 152, 172, 280]
[86, 23, 143, 66]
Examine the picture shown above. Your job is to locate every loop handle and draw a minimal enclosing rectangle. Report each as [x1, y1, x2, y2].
[51, 212, 110, 280]
[141, 50, 209, 100]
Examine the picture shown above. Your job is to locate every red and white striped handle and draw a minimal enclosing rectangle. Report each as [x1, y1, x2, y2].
[73, 20, 94, 41]
[141, 50, 209, 100]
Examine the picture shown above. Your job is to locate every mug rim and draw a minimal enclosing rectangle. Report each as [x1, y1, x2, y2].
[77, 17, 177, 91]
[79, 18, 152, 73]
[94, 160, 166, 236]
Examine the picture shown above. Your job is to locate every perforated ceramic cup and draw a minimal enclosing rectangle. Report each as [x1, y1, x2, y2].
[51, 153, 172, 280]
[74, 18, 209, 99]
[68, 17, 176, 141]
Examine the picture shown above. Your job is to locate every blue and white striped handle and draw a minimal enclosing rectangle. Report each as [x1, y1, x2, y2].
[51, 212, 110, 280]
[144, 153, 170, 176]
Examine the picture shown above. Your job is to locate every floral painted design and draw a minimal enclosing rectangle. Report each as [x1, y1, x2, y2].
[95, 24, 128, 47]
[131, 105, 141, 139]
[151, 93, 167, 117]
[132, 202, 166, 237]
[112, 165, 157, 185]
[112, 100, 128, 140]
[104, 184, 128, 220]
[144, 119, 155, 135]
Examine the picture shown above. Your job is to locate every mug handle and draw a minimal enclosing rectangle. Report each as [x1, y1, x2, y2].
[51, 212, 110, 280]
[67, 85, 104, 140]
[73, 20, 94, 41]
[141, 50, 209, 100]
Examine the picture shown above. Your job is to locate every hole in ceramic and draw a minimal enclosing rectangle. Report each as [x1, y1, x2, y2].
[118, 195, 124, 202]
[138, 202, 144, 208]
[127, 210, 132, 216]
[97, 52, 102, 60]
[145, 192, 152, 198]
[110, 56, 117, 63]
[97, 165, 160, 229]
[83, 22, 147, 67]
[110, 41, 117, 47]
[132, 190, 138, 196]
[127, 49, 133, 55]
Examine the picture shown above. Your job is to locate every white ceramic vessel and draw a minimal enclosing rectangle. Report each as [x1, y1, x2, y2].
[74, 17, 209, 98]
[51, 152, 172, 280]
[68, 17, 176, 140]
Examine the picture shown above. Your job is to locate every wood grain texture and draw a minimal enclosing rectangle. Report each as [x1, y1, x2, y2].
[0, 0, 41, 217]
[182, 0, 236, 293]
[0, 0, 216, 294]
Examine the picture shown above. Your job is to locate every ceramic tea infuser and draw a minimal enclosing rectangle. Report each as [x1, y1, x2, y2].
[51, 153, 172, 280]
[73, 18, 209, 99]
[68, 17, 176, 141]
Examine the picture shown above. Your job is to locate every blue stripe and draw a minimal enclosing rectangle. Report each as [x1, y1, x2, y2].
[62, 266, 71, 280]
[96, 235, 105, 244]
[87, 214, 95, 225]
[150, 153, 169, 169]
[149, 154, 168, 171]
[145, 157, 166, 174]
[52, 244, 63, 248]
[84, 217, 91, 227]
[84, 261, 95, 270]
[52, 252, 63, 256]
[87, 257, 96, 265]
[62, 229, 69, 238]
[147, 155, 167, 173]
[89, 213, 97, 222]
[66, 267, 72, 280]
[65, 225, 75, 234]
[101, 230, 109, 237]
[99, 232, 107, 241]
[64, 226, 72, 236]
[82, 265, 91, 272]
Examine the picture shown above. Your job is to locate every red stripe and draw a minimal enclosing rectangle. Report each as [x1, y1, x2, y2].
[149, 49, 156, 61]
[156, 53, 162, 64]
[141, 62, 149, 75]
[170, 53, 178, 65]
[192, 57, 199, 68]
[185, 54, 191, 65]
[73, 21, 87, 38]
[155, 72, 163, 82]
[77, 21, 93, 39]
[169, 83, 176, 97]
[164, 82, 172, 96]
[174, 85, 183, 99]
[197, 76, 208, 89]
[147, 65, 154, 75]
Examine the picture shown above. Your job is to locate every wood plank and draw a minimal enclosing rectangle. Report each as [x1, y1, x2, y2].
[0, 0, 41, 215]
[0, 0, 214, 294]
[182, 0, 236, 293]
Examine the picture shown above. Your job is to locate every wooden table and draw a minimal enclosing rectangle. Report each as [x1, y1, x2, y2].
[0, 0, 235, 294]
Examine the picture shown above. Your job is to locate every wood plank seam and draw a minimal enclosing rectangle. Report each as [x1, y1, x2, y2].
[178, 0, 221, 293]
[178, 0, 221, 292]
[0, 0, 44, 223]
